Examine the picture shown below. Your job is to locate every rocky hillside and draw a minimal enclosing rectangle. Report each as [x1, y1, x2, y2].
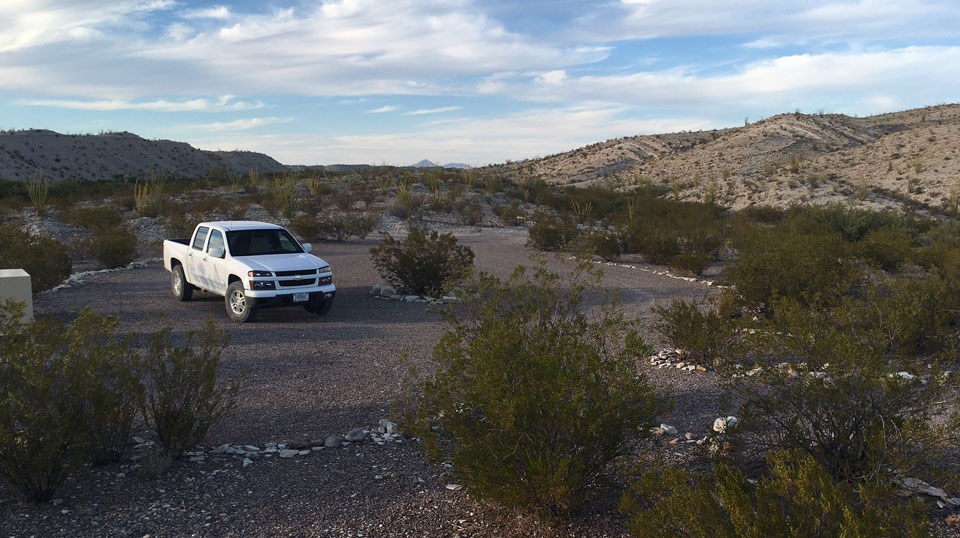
[495, 104, 960, 212]
[0, 129, 287, 181]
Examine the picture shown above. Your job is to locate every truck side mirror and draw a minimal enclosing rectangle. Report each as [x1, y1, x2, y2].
[301, 243, 312, 253]
[208, 246, 225, 259]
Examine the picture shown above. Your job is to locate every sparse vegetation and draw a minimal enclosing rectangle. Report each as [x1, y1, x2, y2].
[406, 262, 669, 515]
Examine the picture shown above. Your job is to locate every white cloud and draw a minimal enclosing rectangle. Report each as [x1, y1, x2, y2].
[21, 95, 264, 112]
[406, 106, 462, 115]
[367, 105, 399, 113]
[181, 5, 231, 20]
[187, 117, 292, 132]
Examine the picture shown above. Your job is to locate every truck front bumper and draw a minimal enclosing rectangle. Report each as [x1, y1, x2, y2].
[246, 286, 336, 309]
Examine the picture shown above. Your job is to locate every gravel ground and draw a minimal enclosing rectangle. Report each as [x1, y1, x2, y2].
[3, 226, 955, 537]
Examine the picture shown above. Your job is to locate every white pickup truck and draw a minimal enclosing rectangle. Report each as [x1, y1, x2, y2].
[162, 221, 335, 322]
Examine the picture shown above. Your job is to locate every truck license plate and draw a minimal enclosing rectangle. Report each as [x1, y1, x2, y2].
[293, 293, 309, 303]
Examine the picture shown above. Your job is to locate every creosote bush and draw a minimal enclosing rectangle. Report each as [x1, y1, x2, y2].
[620, 450, 929, 538]
[526, 211, 578, 251]
[141, 317, 241, 459]
[87, 225, 137, 268]
[370, 227, 474, 298]
[0, 224, 72, 293]
[0, 303, 141, 501]
[405, 262, 670, 515]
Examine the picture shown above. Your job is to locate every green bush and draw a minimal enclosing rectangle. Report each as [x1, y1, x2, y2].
[59, 205, 124, 231]
[492, 201, 526, 225]
[140, 318, 240, 459]
[406, 263, 669, 515]
[621, 450, 929, 538]
[87, 225, 137, 268]
[0, 224, 72, 293]
[459, 200, 484, 226]
[0, 303, 141, 500]
[370, 227, 474, 297]
[731, 296, 954, 481]
[652, 298, 735, 366]
[858, 226, 914, 272]
[0, 302, 85, 502]
[722, 227, 857, 312]
[587, 229, 623, 261]
[527, 211, 579, 251]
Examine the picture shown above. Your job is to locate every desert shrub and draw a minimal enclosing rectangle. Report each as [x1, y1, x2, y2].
[527, 211, 579, 251]
[492, 201, 526, 225]
[0, 304, 141, 500]
[586, 229, 623, 261]
[458, 200, 483, 226]
[290, 213, 323, 242]
[140, 318, 240, 459]
[0, 303, 85, 501]
[621, 450, 929, 538]
[407, 263, 669, 515]
[370, 227, 474, 297]
[392, 179, 422, 219]
[795, 203, 910, 242]
[87, 225, 137, 268]
[59, 205, 124, 230]
[858, 226, 914, 271]
[64, 309, 142, 465]
[347, 211, 380, 239]
[163, 211, 195, 239]
[266, 176, 299, 218]
[652, 298, 735, 366]
[669, 250, 713, 276]
[730, 296, 955, 481]
[0, 224, 72, 293]
[722, 227, 856, 312]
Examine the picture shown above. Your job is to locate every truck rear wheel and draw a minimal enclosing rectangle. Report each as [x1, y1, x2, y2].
[172, 265, 193, 301]
[226, 281, 257, 322]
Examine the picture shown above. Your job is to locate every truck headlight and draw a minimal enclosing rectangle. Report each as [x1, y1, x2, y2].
[248, 270, 274, 290]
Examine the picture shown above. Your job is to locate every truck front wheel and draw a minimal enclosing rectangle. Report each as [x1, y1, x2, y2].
[226, 281, 257, 322]
[172, 265, 193, 301]
[304, 299, 333, 316]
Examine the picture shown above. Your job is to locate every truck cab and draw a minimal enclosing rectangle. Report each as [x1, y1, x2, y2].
[163, 221, 335, 322]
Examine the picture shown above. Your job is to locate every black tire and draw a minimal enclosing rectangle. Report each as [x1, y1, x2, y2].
[225, 281, 257, 323]
[172, 265, 193, 301]
[304, 299, 333, 316]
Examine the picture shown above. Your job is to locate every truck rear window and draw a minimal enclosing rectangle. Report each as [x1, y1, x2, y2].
[226, 229, 303, 256]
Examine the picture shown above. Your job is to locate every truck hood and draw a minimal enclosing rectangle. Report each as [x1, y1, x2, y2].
[239, 253, 330, 272]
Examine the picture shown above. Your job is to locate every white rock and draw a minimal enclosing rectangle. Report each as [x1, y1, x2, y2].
[446, 483, 463, 491]
[713, 416, 738, 434]
[278, 449, 299, 459]
[242, 458, 253, 468]
[297, 450, 310, 456]
[659, 424, 678, 436]
[324, 435, 343, 448]
[345, 428, 366, 442]
[378, 419, 398, 434]
[212, 443, 230, 454]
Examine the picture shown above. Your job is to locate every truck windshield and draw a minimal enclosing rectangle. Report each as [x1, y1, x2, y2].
[226, 229, 304, 256]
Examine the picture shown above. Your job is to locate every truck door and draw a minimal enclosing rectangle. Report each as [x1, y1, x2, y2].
[187, 225, 212, 291]
[202, 229, 228, 295]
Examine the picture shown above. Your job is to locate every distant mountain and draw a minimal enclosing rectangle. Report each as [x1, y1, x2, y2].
[409, 159, 439, 168]
[487, 103, 960, 212]
[0, 129, 286, 181]
[441, 162, 471, 169]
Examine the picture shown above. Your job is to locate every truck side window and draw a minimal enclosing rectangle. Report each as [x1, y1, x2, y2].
[207, 230, 225, 257]
[192, 226, 209, 251]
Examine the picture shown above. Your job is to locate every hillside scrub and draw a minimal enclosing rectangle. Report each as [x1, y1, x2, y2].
[621, 450, 930, 538]
[0, 224, 72, 293]
[405, 262, 670, 515]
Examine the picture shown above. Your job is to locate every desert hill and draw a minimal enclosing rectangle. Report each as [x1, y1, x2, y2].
[495, 104, 960, 211]
[0, 129, 286, 182]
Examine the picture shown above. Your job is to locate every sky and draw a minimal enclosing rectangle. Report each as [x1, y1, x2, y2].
[1, 1, 959, 166]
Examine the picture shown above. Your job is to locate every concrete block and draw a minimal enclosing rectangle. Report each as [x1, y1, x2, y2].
[0, 269, 33, 322]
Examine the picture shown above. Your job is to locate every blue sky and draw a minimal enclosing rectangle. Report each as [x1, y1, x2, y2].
[1, 1, 958, 166]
